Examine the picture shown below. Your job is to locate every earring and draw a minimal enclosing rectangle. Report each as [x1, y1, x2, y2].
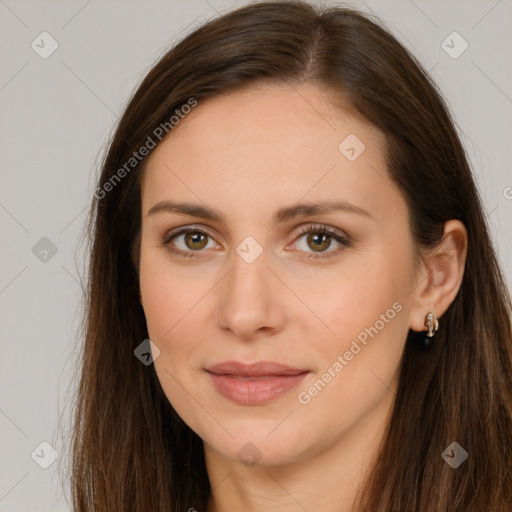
[423, 312, 438, 346]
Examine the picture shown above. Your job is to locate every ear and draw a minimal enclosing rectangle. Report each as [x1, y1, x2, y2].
[408, 220, 468, 333]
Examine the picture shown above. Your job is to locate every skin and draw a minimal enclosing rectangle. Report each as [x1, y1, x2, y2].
[138, 82, 467, 512]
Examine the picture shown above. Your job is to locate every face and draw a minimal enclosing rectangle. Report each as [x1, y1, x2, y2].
[139, 82, 418, 467]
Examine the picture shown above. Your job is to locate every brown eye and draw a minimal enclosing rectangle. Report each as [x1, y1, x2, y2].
[289, 224, 351, 260]
[306, 232, 332, 252]
[162, 227, 218, 257]
[183, 232, 208, 250]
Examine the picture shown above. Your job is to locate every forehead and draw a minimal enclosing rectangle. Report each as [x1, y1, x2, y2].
[140, 82, 396, 223]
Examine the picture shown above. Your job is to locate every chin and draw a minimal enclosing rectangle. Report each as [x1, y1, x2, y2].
[201, 421, 311, 468]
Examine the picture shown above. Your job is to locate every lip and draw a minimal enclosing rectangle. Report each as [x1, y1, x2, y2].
[205, 360, 310, 405]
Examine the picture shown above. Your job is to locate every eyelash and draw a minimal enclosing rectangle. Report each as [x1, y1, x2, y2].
[161, 223, 352, 261]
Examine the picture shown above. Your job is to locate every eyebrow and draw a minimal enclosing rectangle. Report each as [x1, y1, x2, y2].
[146, 200, 374, 223]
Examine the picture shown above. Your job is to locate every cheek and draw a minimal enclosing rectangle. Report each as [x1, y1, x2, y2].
[293, 256, 404, 346]
[139, 262, 221, 437]
[139, 246, 202, 341]
[306, 251, 410, 384]
[292, 278, 407, 445]
[291, 252, 410, 399]
[139, 251, 205, 417]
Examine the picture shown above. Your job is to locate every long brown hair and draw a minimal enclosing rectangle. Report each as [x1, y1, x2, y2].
[65, 1, 512, 510]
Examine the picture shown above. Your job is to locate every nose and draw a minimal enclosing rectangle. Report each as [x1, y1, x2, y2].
[215, 245, 287, 341]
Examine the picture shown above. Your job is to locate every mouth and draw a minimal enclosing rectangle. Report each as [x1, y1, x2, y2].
[205, 360, 311, 405]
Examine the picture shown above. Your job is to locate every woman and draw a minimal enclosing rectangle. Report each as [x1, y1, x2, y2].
[68, 1, 512, 510]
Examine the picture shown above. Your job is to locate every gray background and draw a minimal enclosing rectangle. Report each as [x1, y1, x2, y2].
[1, 0, 511, 510]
